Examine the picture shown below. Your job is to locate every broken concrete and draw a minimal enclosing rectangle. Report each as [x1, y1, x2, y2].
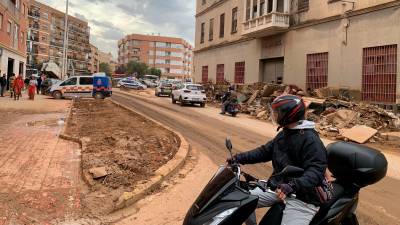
[341, 125, 378, 144]
[89, 167, 109, 179]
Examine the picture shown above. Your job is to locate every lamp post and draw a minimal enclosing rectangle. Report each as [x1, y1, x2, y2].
[61, 0, 69, 80]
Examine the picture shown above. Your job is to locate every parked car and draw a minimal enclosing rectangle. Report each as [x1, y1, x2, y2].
[118, 79, 147, 90]
[141, 79, 158, 88]
[171, 83, 207, 107]
[155, 83, 173, 97]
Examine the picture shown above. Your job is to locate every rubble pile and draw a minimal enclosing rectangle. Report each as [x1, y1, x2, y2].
[205, 82, 400, 144]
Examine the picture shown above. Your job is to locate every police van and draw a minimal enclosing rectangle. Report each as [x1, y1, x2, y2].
[49, 73, 112, 99]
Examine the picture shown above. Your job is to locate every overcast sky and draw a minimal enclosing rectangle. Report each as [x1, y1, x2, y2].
[38, 0, 196, 59]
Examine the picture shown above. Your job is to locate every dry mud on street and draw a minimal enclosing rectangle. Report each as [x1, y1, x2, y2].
[66, 99, 180, 217]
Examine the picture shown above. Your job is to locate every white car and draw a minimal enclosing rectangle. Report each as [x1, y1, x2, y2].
[171, 83, 207, 107]
[117, 79, 147, 90]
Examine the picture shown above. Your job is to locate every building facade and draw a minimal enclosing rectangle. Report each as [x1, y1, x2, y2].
[88, 43, 99, 73]
[118, 34, 193, 79]
[0, 0, 28, 82]
[27, 0, 91, 76]
[194, 0, 400, 103]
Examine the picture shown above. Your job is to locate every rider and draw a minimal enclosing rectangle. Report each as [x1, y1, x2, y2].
[228, 95, 328, 225]
[220, 85, 236, 114]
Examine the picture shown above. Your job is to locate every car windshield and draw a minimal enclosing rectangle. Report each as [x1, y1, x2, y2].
[187, 85, 203, 91]
[162, 84, 172, 88]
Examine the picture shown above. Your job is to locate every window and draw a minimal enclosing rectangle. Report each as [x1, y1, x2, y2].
[209, 18, 214, 41]
[234, 62, 245, 83]
[16, 0, 19, 9]
[252, 0, 258, 18]
[166, 42, 171, 48]
[200, 22, 205, 44]
[79, 77, 93, 85]
[298, 0, 309, 11]
[22, 3, 25, 15]
[42, 12, 48, 20]
[231, 7, 238, 33]
[187, 85, 204, 91]
[7, 21, 11, 34]
[0, 14, 3, 30]
[246, 0, 251, 20]
[306, 52, 329, 90]
[202, 66, 208, 83]
[216, 64, 225, 84]
[362, 45, 397, 103]
[260, 0, 265, 15]
[165, 59, 171, 64]
[202, 0, 206, 5]
[219, 13, 225, 38]
[60, 77, 77, 86]
[267, 0, 273, 13]
[21, 31, 24, 43]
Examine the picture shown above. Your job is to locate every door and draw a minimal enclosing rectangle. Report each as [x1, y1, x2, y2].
[261, 58, 284, 84]
[19, 62, 24, 78]
[79, 77, 93, 98]
[59, 77, 78, 98]
[7, 58, 14, 90]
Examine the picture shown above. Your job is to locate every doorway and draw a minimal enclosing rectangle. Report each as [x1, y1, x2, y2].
[19, 62, 24, 78]
[7, 58, 14, 90]
[260, 57, 284, 84]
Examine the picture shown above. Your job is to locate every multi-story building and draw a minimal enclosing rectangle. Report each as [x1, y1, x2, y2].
[27, 0, 91, 77]
[118, 34, 193, 79]
[88, 43, 99, 73]
[0, 0, 29, 82]
[194, 0, 400, 104]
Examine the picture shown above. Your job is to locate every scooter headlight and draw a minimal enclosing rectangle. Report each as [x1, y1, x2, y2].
[203, 207, 238, 225]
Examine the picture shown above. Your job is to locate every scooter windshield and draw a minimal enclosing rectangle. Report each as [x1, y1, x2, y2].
[191, 166, 236, 216]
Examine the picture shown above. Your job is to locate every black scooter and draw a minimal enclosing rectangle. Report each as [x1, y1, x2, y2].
[183, 139, 388, 225]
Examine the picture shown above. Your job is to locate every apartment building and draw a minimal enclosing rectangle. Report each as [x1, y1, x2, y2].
[0, 0, 28, 83]
[118, 34, 193, 79]
[27, 0, 91, 76]
[88, 43, 99, 73]
[194, 0, 400, 103]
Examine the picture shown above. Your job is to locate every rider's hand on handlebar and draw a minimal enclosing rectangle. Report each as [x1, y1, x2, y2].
[276, 183, 295, 202]
[226, 155, 238, 165]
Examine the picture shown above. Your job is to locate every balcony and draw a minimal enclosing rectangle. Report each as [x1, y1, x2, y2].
[242, 0, 290, 37]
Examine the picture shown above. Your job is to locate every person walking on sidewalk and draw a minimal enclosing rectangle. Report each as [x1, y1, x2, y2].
[28, 76, 37, 100]
[13, 75, 24, 101]
[0, 74, 6, 97]
[36, 75, 42, 95]
[9, 74, 15, 98]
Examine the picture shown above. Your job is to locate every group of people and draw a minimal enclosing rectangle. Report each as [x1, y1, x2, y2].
[0, 71, 44, 101]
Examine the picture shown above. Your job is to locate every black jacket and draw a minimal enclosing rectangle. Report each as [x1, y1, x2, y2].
[0, 77, 6, 86]
[235, 128, 327, 206]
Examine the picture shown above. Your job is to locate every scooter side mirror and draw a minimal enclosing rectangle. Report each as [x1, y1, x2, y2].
[276, 166, 304, 177]
[225, 138, 233, 152]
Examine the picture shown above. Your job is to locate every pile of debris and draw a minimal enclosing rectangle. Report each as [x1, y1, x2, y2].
[206, 82, 400, 144]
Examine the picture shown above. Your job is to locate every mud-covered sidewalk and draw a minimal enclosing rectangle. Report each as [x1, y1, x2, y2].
[0, 96, 82, 224]
[65, 99, 180, 216]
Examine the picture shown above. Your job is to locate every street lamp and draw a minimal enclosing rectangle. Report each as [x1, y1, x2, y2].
[61, 0, 69, 80]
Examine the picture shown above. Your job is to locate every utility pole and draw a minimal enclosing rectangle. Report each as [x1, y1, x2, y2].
[61, 0, 69, 80]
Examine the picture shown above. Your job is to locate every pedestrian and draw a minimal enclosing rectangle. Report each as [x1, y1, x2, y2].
[0, 73, 6, 97]
[28, 76, 37, 100]
[9, 74, 15, 98]
[37, 75, 42, 95]
[13, 75, 24, 101]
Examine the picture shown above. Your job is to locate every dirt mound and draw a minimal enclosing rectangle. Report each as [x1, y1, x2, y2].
[66, 99, 180, 216]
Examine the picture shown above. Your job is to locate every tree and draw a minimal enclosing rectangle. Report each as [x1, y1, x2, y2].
[115, 65, 126, 74]
[126, 61, 148, 78]
[147, 67, 162, 77]
[99, 62, 112, 76]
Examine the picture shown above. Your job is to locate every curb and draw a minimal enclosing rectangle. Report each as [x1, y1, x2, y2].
[109, 98, 191, 211]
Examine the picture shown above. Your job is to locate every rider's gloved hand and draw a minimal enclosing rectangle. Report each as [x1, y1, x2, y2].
[226, 155, 237, 165]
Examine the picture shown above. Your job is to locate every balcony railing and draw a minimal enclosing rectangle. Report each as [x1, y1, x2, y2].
[242, 12, 289, 37]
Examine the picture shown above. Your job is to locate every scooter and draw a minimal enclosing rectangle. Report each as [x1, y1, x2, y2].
[183, 139, 388, 225]
[224, 99, 241, 117]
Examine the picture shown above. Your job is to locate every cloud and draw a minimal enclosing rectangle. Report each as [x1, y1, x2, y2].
[36, 0, 195, 58]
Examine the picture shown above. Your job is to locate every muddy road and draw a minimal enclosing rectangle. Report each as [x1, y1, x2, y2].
[111, 91, 400, 225]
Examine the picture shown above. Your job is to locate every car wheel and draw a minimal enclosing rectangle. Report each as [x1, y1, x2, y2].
[172, 95, 176, 104]
[94, 92, 105, 100]
[53, 91, 62, 99]
[200, 103, 206, 108]
[231, 112, 237, 117]
[179, 97, 184, 106]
